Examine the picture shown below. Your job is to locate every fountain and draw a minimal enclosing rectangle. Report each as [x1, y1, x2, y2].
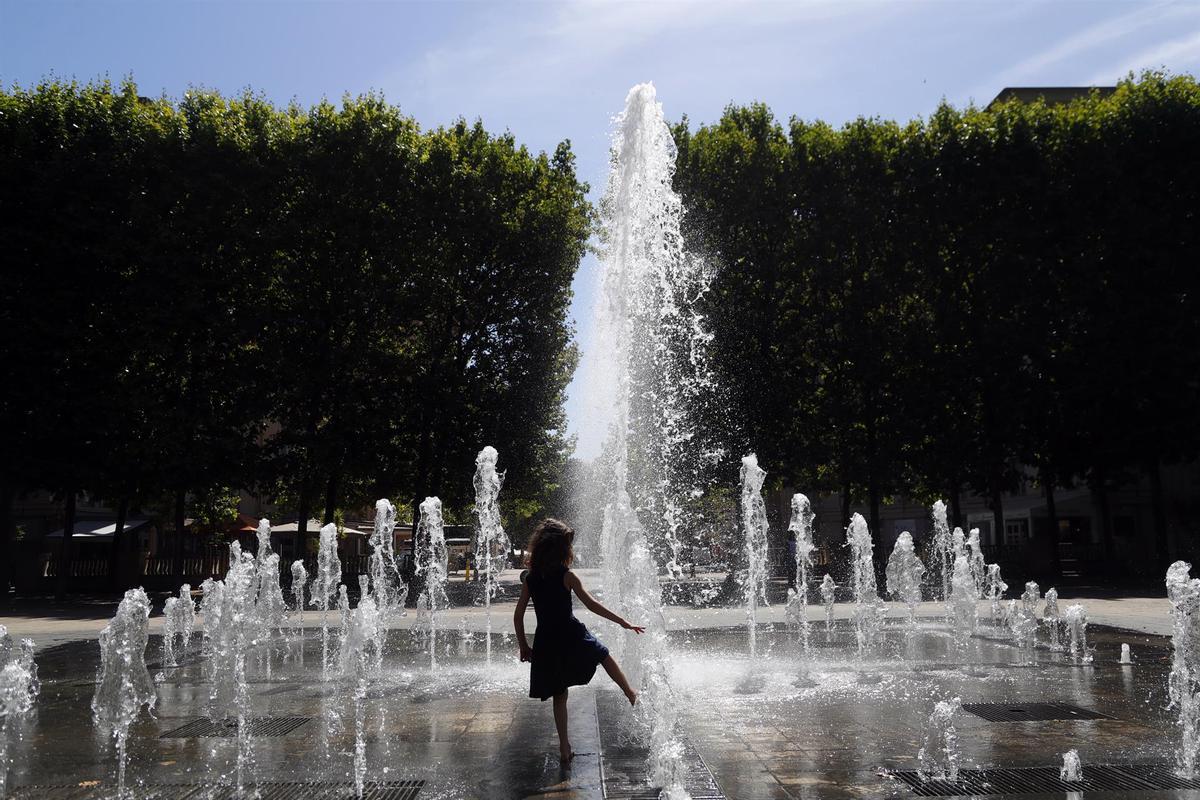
[1060, 749, 1082, 782]
[1044, 587, 1062, 651]
[740, 454, 769, 658]
[338, 594, 382, 798]
[473, 446, 510, 664]
[1021, 581, 1041, 616]
[1168, 560, 1200, 775]
[930, 501, 952, 601]
[254, 521, 287, 650]
[885, 531, 925, 628]
[369, 500, 408, 618]
[158, 596, 180, 679]
[917, 697, 962, 781]
[1064, 604, 1092, 664]
[788, 493, 816, 671]
[579, 81, 715, 798]
[415, 496, 449, 668]
[177, 584, 195, 654]
[205, 543, 259, 791]
[984, 564, 1007, 625]
[948, 552, 978, 662]
[966, 528, 985, 589]
[820, 574, 837, 635]
[846, 513, 886, 661]
[1011, 581, 1040, 659]
[1120, 643, 1133, 664]
[290, 559, 308, 632]
[310, 522, 342, 674]
[0, 628, 38, 796]
[92, 587, 156, 797]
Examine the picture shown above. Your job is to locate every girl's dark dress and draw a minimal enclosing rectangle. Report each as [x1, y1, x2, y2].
[525, 565, 610, 701]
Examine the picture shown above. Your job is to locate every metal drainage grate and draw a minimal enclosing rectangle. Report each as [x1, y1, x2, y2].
[596, 692, 725, 800]
[961, 702, 1111, 722]
[890, 764, 1200, 796]
[160, 715, 311, 738]
[7, 780, 423, 799]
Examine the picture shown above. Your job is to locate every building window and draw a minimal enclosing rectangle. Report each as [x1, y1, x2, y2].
[1005, 518, 1029, 545]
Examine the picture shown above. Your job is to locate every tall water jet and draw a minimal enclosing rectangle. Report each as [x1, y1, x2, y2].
[917, 697, 962, 782]
[473, 446, 510, 664]
[985, 564, 1007, 625]
[1168, 561, 1200, 775]
[930, 501, 953, 601]
[1043, 587, 1062, 651]
[741, 454, 769, 658]
[820, 575, 837, 635]
[416, 496, 449, 668]
[92, 587, 156, 796]
[885, 532, 925, 629]
[310, 523, 342, 674]
[846, 514, 885, 661]
[0, 628, 38, 797]
[1064, 604, 1092, 664]
[583, 81, 714, 800]
[369, 499, 409, 629]
[788, 493, 816, 674]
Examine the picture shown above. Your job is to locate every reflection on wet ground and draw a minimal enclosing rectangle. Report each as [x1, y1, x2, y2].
[1, 619, 1186, 799]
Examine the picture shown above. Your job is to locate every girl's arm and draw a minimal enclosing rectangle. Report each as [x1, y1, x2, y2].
[514, 581, 533, 661]
[565, 571, 645, 634]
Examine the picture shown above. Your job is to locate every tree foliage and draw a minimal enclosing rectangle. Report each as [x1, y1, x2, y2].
[673, 72, 1200, 568]
[0, 79, 590, 580]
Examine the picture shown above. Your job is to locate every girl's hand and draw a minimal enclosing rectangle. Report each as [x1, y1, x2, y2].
[519, 643, 533, 662]
[624, 622, 646, 634]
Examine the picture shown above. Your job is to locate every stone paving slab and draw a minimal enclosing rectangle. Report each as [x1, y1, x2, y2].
[3, 614, 1193, 800]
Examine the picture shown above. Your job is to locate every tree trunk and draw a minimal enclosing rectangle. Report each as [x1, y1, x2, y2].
[296, 477, 312, 558]
[868, 479, 881, 544]
[108, 496, 129, 591]
[172, 488, 186, 583]
[55, 487, 77, 602]
[948, 479, 962, 531]
[323, 471, 340, 525]
[1043, 472, 1061, 580]
[990, 485, 1004, 550]
[0, 482, 14, 604]
[1092, 468, 1114, 565]
[1149, 460, 1168, 571]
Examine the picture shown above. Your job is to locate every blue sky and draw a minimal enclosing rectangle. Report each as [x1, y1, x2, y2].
[4, 0, 1200, 458]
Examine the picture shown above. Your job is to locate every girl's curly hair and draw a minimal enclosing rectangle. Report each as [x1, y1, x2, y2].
[526, 518, 575, 576]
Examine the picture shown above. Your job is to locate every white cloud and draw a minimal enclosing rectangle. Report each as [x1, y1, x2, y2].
[970, 0, 1199, 99]
[1089, 26, 1200, 83]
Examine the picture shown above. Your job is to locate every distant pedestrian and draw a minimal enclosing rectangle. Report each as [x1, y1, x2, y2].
[513, 518, 643, 765]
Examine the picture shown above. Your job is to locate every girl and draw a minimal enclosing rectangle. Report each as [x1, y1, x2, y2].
[514, 518, 643, 763]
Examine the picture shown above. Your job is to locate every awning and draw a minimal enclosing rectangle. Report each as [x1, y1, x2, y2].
[47, 518, 151, 540]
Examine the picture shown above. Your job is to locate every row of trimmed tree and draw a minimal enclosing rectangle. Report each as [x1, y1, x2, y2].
[672, 73, 1200, 575]
[0, 80, 590, 595]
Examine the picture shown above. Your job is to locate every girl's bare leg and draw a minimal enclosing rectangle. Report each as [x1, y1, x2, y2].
[601, 655, 637, 706]
[553, 690, 572, 761]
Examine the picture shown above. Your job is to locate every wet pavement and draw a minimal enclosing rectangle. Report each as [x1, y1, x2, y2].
[0, 610, 1193, 799]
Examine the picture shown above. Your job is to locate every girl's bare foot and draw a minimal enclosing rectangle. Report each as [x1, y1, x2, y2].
[560, 748, 574, 764]
[624, 688, 637, 706]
